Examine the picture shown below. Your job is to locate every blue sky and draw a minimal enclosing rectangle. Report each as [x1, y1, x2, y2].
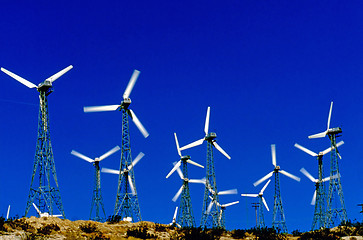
[0, 0, 362, 232]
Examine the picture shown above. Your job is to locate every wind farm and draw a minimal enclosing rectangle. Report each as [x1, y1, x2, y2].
[0, 1, 363, 236]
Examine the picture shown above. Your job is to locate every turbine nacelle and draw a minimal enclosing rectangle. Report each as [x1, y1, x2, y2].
[121, 98, 132, 109]
[205, 132, 217, 141]
[327, 127, 342, 135]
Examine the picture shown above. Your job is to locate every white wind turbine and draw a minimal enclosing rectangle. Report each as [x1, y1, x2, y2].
[169, 207, 181, 228]
[206, 196, 239, 229]
[101, 152, 145, 195]
[32, 203, 62, 218]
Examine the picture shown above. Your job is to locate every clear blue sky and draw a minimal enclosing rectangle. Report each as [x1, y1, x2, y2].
[0, 0, 362, 232]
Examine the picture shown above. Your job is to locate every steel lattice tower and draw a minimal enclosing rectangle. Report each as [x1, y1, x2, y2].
[312, 155, 326, 230]
[325, 132, 347, 227]
[0, 66, 72, 218]
[90, 161, 106, 221]
[257, 197, 266, 228]
[272, 171, 288, 233]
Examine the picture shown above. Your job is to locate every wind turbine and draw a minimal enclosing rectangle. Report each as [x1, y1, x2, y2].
[71, 146, 120, 222]
[242, 179, 271, 228]
[101, 152, 145, 221]
[166, 133, 205, 227]
[84, 69, 147, 221]
[32, 203, 62, 218]
[1, 65, 72, 218]
[169, 207, 181, 228]
[300, 168, 339, 230]
[307, 101, 347, 227]
[253, 144, 300, 232]
[180, 106, 231, 228]
[206, 193, 239, 229]
[294, 141, 344, 230]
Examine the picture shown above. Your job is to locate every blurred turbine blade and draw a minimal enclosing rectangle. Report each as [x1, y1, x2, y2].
[189, 179, 206, 184]
[327, 101, 333, 130]
[336, 141, 344, 148]
[84, 105, 120, 112]
[1, 67, 37, 88]
[172, 207, 178, 222]
[204, 106, 210, 135]
[218, 189, 237, 195]
[280, 170, 301, 182]
[45, 65, 73, 82]
[322, 146, 333, 156]
[213, 141, 231, 159]
[101, 167, 121, 175]
[172, 185, 184, 202]
[71, 150, 94, 163]
[123, 70, 140, 99]
[174, 133, 181, 157]
[98, 146, 121, 161]
[186, 159, 204, 168]
[222, 201, 240, 208]
[6, 205, 10, 220]
[180, 138, 204, 151]
[271, 144, 277, 167]
[241, 194, 259, 197]
[129, 109, 149, 138]
[128, 175, 136, 195]
[300, 168, 317, 183]
[253, 171, 273, 187]
[207, 201, 214, 214]
[128, 152, 145, 170]
[261, 197, 269, 211]
[174, 162, 184, 179]
[294, 143, 318, 157]
[308, 130, 327, 139]
[166, 160, 181, 179]
[260, 179, 271, 194]
[311, 190, 317, 205]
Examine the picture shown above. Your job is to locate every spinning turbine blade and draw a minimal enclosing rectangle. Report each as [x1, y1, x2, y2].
[260, 179, 271, 194]
[174, 133, 181, 157]
[271, 144, 277, 167]
[241, 194, 259, 197]
[175, 163, 184, 179]
[129, 109, 149, 138]
[128, 175, 136, 195]
[128, 152, 145, 170]
[172, 207, 178, 222]
[253, 171, 273, 187]
[280, 170, 301, 182]
[98, 146, 121, 161]
[322, 173, 340, 182]
[322, 146, 334, 156]
[6, 205, 10, 220]
[71, 150, 94, 163]
[45, 65, 73, 82]
[261, 197, 269, 211]
[1, 67, 37, 88]
[204, 106, 210, 135]
[186, 159, 204, 168]
[327, 101, 333, 130]
[213, 141, 231, 159]
[172, 185, 184, 202]
[189, 178, 206, 184]
[207, 201, 214, 214]
[222, 201, 239, 208]
[308, 130, 327, 139]
[180, 138, 204, 151]
[123, 70, 140, 99]
[166, 160, 181, 178]
[218, 189, 238, 195]
[101, 167, 121, 175]
[336, 140, 344, 148]
[84, 105, 120, 112]
[311, 190, 317, 205]
[294, 143, 318, 157]
[300, 168, 317, 183]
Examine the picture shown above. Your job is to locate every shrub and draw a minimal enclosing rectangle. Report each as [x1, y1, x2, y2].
[231, 229, 246, 239]
[80, 222, 98, 233]
[292, 229, 302, 236]
[106, 215, 122, 224]
[37, 223, 60, 235]
[180, 227, 217, 240]
[127, 226, 156, 239]
[299, 228, 340, 240]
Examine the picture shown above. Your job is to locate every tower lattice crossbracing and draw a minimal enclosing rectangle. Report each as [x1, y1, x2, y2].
[90, 161, 106, 221]
[272, 171, 287, 233]
[312, 156, 326, 230]
[25, 88, 65, 218]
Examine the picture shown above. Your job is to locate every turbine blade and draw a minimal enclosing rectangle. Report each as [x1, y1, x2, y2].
[166, 160, 181, 179]
[186, 159, 204, 168]
[71, 150, 94, 163]
[300, 168, 317, 183]
[213, 141, 231, 159]
[218, 189, 238, 195]
[128, 152, 145, 170]
[128, 175, 136, 195]
[336, 140, 344, 148]
[204, 106, 210, 135]
[129, 109, 149, 138]
[207, 201, 214, 214]
[179, 138, 204, 151]
[261, 197, 269, 211]
[174, 162, 184, 179]
[308, 130, 327, 139]
[123, 70, 140, 99]
[327, 101, 333, 130]
[174, 133, 181, 157]
[311, 190, 317, 205]
[172, 185, 184, 202]
[241, 194, 259, 197]
[294, 143, 318, 157]
[172, 207, 178, 222]
[6, 205, 10, 220]
[253, 171, 273, 187]
[83, 105, 120, 112]
[260, 179, 271, 194]
[1, 67, 37, 88]
[98, 146, 121, 161]
[32, 203, 41, 215]
[321, 146, 333, 156]
[271, 144, 277, 167]
[101, 167, 121, 175]
[45, 65, 73, 82]
[222, 201, 239, 208]
[189, 179, 206, 184]
[280, 170, 301, 182]
[322, 173, 340, 182]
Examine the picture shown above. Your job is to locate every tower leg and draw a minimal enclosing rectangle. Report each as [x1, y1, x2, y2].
[272, 172, 288, 233]
[177, 161, 195, 227]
